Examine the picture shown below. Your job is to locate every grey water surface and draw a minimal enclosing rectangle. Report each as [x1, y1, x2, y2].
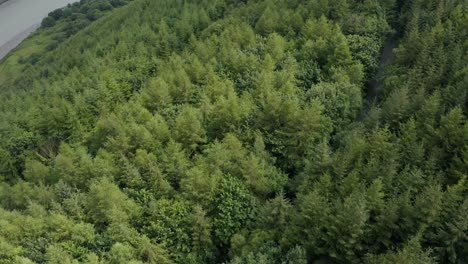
[0, 0, 78, 60]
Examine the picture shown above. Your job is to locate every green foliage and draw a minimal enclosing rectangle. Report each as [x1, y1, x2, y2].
[0, 0, 466, 263]
[173, 106, 207, 153]
[142, 199, 192, 256]
[365, 235, 436, 264]
[212, 176, 252, 247]
[86, 177, 139, 227]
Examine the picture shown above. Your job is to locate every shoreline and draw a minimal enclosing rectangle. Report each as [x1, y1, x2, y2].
[0, 23, 40, 62]
[0, 0, 78, 63]
[0, 0, 79, 62]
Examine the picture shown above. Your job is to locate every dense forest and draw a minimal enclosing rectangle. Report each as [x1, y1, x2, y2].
[0, 0, 466, 263]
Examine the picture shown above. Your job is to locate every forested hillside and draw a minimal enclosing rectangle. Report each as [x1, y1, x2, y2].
[0, 0, 466, 263]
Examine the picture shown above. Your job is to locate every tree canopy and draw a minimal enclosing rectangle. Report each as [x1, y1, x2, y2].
[0, 0, 466, 263]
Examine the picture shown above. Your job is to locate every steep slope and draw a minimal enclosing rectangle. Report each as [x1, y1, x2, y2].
[0, 0, 466, 263]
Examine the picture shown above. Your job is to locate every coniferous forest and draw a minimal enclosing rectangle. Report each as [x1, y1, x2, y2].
[0, 0, 467, 263]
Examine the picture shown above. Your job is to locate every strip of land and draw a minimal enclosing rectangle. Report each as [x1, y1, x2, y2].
[0, 24, 40, 61]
